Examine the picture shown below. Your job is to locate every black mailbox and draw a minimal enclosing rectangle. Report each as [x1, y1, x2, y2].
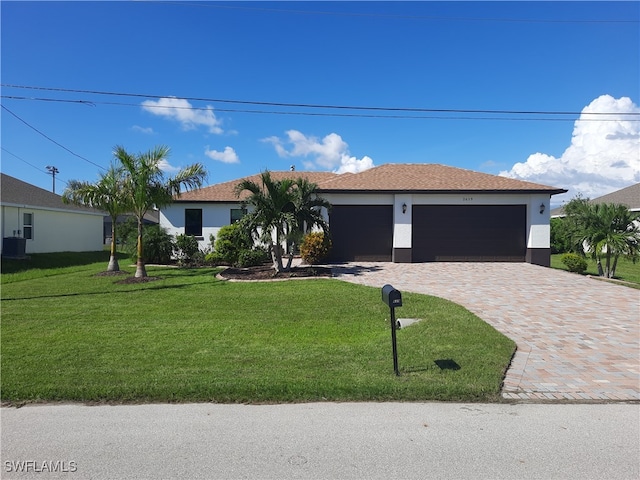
[382, 284, 402, 308]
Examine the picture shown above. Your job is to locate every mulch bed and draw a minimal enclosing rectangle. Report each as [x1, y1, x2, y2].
[219, 264, 333, 281]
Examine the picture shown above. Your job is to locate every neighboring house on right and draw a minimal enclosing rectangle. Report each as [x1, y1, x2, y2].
[550, 183, 640, 218]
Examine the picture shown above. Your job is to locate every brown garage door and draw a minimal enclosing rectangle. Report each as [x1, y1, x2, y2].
[329, 205, 393, 262]
[412, 205, 526, 262]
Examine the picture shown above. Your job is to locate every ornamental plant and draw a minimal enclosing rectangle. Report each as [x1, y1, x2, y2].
[300, 232, 332, 265]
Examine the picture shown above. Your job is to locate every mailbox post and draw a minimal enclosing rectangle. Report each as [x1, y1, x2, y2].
[381, 284, 402, 376]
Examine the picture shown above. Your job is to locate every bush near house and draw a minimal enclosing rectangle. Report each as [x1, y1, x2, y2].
[300, 232, 332, 264]
[174, 234, 202, 266]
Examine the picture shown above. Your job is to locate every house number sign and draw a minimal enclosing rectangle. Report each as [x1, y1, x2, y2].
[462, 197, 474, 201]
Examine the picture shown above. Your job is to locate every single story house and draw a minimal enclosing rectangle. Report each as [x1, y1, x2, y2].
[160, 164, 567, 266]
[0, 173, 104, 256]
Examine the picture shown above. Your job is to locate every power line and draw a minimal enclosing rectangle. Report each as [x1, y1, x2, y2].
[1, 147, 69, 187]
[153, 1, 640, 24]
[2, 95, 637, 123]
[3, 84, 637, 117]
[1, 105, 106, 171]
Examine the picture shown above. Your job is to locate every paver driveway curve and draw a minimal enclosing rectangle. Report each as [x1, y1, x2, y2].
[331, 262, 640, 401]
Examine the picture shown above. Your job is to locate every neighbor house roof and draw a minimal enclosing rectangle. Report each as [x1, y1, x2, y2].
[174, 164, 566, 202]
[0, 173, 104, 215]
[175, 171, 341, 202]
[588, 183, 640, 210]
[551, 182, 640, 217]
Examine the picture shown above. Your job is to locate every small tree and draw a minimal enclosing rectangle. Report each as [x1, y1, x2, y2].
[114, 145, 206, 278]
[62, 163, 130, 272]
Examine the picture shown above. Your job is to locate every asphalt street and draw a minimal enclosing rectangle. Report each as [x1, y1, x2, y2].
[2, 402, 639, 479]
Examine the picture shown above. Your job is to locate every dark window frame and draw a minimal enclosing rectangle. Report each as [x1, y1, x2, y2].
[185, 208, 203, 236]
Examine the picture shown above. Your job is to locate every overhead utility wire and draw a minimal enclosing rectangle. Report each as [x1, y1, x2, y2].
[155, 2, 639, 24]
[1, 105, 106, 171]
[2, 95, 635, 122]
[3, 84, 636, 117]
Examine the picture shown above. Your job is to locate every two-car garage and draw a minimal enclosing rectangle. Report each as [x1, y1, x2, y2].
[329, 204, 527, 263]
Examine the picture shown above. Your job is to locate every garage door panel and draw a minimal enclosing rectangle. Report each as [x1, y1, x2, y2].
[412, 205, 526, 262]
[329, 205, 393, 262]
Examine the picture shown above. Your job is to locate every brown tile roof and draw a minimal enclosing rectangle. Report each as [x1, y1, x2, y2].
[316, 164, 566, 193]
[175, 171, 340, 202]
[175, 164, 566, 202]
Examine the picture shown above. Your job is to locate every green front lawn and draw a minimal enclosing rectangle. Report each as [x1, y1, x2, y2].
[1, 252, 515, 404]
[551, 253, 640, 286]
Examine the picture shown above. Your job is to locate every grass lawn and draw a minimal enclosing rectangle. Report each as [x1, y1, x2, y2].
[1, 252, 515, 404]
[550, 254, 640, 287]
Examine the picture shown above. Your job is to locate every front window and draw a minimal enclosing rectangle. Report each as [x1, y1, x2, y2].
[185, 209, 202, 236]
[23, 213, 33, 239]
[230, 208, 247, 224]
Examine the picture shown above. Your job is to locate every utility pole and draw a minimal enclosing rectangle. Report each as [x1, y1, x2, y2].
[46, 165, 59, 193]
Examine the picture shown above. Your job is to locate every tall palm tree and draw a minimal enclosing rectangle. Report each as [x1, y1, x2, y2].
[291, 177, 331, 239]
[565, 197, 640, 278]
[114, 145, 207, 278]
[235, 171, 296, 273]
[62, 163, 131, 272]
[235, 171, 331, 273]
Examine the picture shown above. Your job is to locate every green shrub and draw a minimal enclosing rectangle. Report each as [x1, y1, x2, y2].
[140, 225, 175, 264]
[174, 234, 201, 266]
[561, 253, 588, 274]
[237, 248, 270, 267]
[204, 251, 226, 266]
[300, 232, 332, 264]
[550, 217, 571, 254]
[214, 223, 253, 265]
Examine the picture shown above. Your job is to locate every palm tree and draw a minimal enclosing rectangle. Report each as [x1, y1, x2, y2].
[114, 145, 207, 278]
[235, 171, 296, 273]
[291, 177, 331, 239]
[62, 163, 131, 272]
[564, 197, 640, 278]
[235, 171, 331, 273]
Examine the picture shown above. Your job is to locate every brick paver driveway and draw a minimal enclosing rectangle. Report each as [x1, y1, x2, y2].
[331, 262, 639, 401]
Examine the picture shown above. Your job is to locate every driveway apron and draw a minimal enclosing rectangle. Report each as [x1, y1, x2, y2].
[331, 262, 640, 401]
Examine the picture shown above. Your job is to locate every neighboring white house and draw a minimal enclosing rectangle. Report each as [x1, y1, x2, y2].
[160, 164, 567, 267]
[1, 173, 104, 256]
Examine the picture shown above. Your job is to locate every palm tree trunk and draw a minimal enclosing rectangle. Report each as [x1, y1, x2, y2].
[610, 255, 619, 278]
[107, 216, 120, 272]
[135, 218, 147, 278]
[596, 256, 604, 276]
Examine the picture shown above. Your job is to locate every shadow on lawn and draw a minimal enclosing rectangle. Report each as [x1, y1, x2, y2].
[1, 281, 205, 301]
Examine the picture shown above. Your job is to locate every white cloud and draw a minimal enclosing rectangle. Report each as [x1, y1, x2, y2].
[205, 146, 239, 164]
[158, 159, 180, 173]
[131, 125, 155, 135]
[263, 130, 374, 173]
[500, 95, 640, 204]
[141, 97, 223, 134]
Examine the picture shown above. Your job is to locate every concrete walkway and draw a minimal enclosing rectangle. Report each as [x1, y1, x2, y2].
[331, 262, 640, 401]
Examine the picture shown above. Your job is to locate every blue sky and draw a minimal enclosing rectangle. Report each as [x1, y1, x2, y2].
[2, 1, 639, 205]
